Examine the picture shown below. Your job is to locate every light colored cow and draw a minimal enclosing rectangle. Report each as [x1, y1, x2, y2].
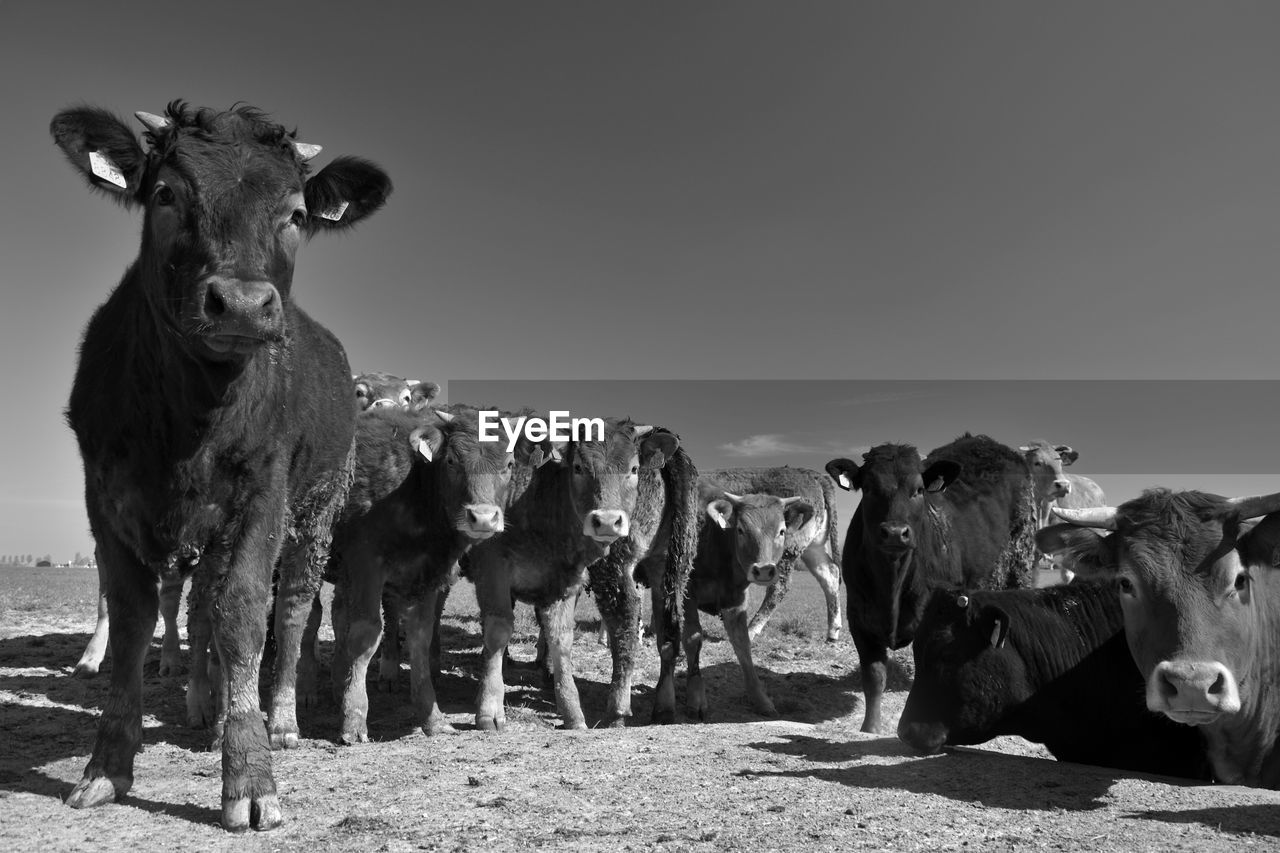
[1020, 440, 1106, 583]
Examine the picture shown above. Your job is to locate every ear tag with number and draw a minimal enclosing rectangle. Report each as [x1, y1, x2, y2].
[316, 200, 349, 221]
[89, 151, 127, 188]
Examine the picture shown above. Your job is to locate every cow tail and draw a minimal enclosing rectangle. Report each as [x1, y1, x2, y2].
[818, 470, 841, 566]
[660, 445, 699, 628]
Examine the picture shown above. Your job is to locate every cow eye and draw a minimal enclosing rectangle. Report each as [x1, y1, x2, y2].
[912, 487, 924, 498]
[778, 527, 786, 537]
[289, 208, 307, 229]
[1117, 577, 1135, 595]
[1234, 573, 1250, 593]
[630, 465, 639, 475]
[573, 463, 584, 475]
[153, 184, 175, 206]
[506, 459, 515, 471]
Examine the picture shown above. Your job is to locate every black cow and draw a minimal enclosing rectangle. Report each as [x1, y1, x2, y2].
[52, 101, 390, 831]
[465, 419, 698, 729]
[898, 584, 1209, 779]
[826, 434, 1039, 732]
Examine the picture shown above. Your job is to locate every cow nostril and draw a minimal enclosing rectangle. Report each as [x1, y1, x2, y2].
[1159, 672, 1178, 700]
[592, 516, 602, 528]
[1208, 672, 1225, 696]
[613, 517, 623, 529]
[205, 287, 226, 318]
[467, 509, 478, 525]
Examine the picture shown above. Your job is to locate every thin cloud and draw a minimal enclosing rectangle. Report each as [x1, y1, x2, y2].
[827, 390, 941, 408]
[719, 433, 869, 459]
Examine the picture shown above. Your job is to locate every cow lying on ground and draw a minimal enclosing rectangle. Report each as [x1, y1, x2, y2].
[309, 406, 527, 743]
[898, 583, 1209, 779]
[826, 433, 1039, 732]
[464, 418, 697, 729]
[1020, 440, 1107, 583]
[1045, 490, 1280, 789]
[52, 100, 390, 831]
[683, 483, 815, 718]
[701, 467, 842, 643]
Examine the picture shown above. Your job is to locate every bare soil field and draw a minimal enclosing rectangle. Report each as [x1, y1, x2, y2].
[1, 565, 1277, 852]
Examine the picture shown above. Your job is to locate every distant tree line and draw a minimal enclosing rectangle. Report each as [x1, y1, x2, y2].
[1, 553, 73, 566]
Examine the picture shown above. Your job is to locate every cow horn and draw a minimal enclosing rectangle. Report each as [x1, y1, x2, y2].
[722, 491, 744, 504]
[1226, 493, 1280, 519]
[1052, 506, 1118, 529]
[434, 410, 455, 424]
[632, 424, 655, 439]
[292, 141, 323, 161]
[134, 111, 171, 133]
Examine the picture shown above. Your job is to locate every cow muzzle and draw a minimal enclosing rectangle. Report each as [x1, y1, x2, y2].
[460, 505, 504, 539]
[1147, 660, 1241, 724]
[749, 563, 777, 585]
[879, 523, 913, 550]
[196, 276, 284, 355]
[584, 510, 630, 543]
[897, 719, 948, 754]
[1051, 479, 1071, 498]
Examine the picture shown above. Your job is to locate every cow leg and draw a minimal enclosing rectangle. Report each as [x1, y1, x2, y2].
[408, 588, 453, 736]
[185, 573, 217, 732]
[299, 592, 323, 700]
[681, 603, 706, 721]
[472, 555, 513, 732]
[723, 602, 776, 716]
[377, 590, 403, 692]
[850, 625, 889, 734]
[536, 596, 587, 730]
[594, 564, 642, 727]
[336, 564, 384, 746]
[158, 574, 185, 676]
[74, 585, 110, 678]
[430, 585, 448, 683]
[747, 558, 792, 641]
[803, 545, 843, 643]
[67, 533, 156, 810]
[649, 581, 679, 725]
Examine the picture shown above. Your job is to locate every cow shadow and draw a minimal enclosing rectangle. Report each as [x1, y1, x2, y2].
[742, 734, 1187, 811]
[1124, 805, 1280, 837]
[665, 662, 858, 726]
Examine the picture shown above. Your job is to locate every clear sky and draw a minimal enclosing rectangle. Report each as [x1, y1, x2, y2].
[3, 2, 1279, 558]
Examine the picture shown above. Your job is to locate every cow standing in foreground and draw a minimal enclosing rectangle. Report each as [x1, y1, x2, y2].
[313, 406, 528, 743]
[898, 584, 1208, 779]
[684, 481, 815, 719]
[1020, 440, 1106, 583]
[464, 419, 698, 729]
[826, 434, 1039, 733]
[52, 101, 390, 831]
[1045, 490, 1280, 789]
[703, 467, 842, 644]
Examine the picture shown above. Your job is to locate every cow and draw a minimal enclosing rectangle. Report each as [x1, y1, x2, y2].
[825, 433, 1039, 733]
[683, 483, 815, 719]
[1044, 490, 1280, 789]
[51, 100, 390, 831]
[463, 418, 697, 729]
[353, 371, 440, 412]
[74, 570, 184, 678]
[1020, 440, 1107, 584]
[898, 583, 1209, 779]
[699, 467, 842, 643]
[313, 406, 529, 743]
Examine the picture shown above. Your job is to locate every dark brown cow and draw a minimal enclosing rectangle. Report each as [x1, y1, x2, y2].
[315, 406, 530, 742]
[464, 418, 698, 729]
[826, 434, 1039, 732]
[52, 101, 390, 831]
[1044, 490, 1280, 788]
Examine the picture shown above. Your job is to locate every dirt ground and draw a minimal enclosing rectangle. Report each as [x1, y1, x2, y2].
[1, 566, 1277, 852]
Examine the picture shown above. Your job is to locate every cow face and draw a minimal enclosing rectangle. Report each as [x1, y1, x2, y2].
[1046, 490, 1280, 730]
[410, 410, 522, 540]
[354, 373, 440, 412]
[51, 102, 391, 363]
[705, 493, 815, 586]
[560, 420, 679, 546]
[1019, 441, 1077, 504]
[827, 446, 960, 554]
[898, 591, 1016, 753]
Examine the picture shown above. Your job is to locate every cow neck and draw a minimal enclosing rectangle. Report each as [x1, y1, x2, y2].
[1200, 569, 1280, 786]
[1003, 586, 1121, 687]
[410, 455, 470, 571]
[508, 454, 588, 561]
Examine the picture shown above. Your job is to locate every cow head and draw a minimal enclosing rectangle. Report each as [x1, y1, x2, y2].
[898, 590, 1015, 754]
[1019, 441, 1077, 504]
[826, 445, 960, 554]
[705, 492, 815, 586]
[51, 101, 391, 363]
[407, 408, 537, 540]
[1046, 490, 1280, 731]
[541, 419, 679, 547]
[354, 372, 441, 412]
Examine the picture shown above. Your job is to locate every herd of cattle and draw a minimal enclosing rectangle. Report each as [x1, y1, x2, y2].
[45, 100, 1280, 833]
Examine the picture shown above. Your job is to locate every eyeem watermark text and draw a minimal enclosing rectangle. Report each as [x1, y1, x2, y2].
[478, 411, 605, 451]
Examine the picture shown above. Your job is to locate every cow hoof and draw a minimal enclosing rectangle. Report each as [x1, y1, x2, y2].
[222, 794, 284, 833]
[754, 700, 778, 718]
[66, 775, 121, 809]
[423, 718, 456, 736]
[269, 731, 299, 750]
[562, 718, 587, 731]
[339, 730, 368, 746]
[476, 715, 504, 732]
[601, 714, 628, 729]
[72, 663, 99, 679]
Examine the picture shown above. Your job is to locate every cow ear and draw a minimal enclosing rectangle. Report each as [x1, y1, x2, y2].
[825, 458, 861, 492]
[408, 380, 440, 411]
[50, 107, 147, 206]
[514, 436, 559, 468]
[304, 156, 392, 235]
[1036, 524, 1112, 578]
[1055, 445, 1079, 466]
[1238, 512, 1280, 568]
[409, 426, 444, 463]
[979, 606, 1010, 649]
[783, 498, 816, 531]
[637, 428, 679, 470]
[706, 499, 735, 529]
[354, 381, 373, 410]
[922, 460, 961, 493]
